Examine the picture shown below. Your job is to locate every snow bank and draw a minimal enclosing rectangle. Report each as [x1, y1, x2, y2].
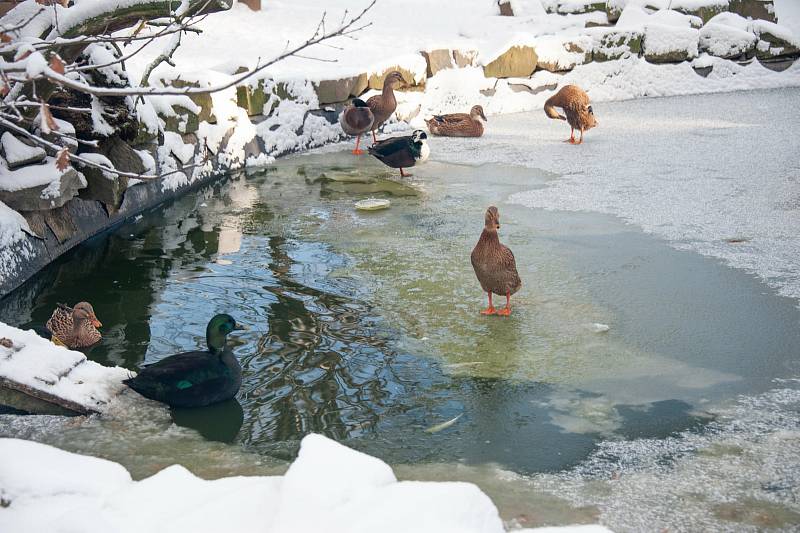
[0, 322, 129, 412]
[0, 434, 611, 533]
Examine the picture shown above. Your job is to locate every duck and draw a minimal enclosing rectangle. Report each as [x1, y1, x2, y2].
[123, 314, 247, 408]
[366, 71, 405, 142]
[470, 206, 521, 316]
[543, 85, 597, 144]
[425, 105, 487, 137]
[339, 98, 374, 155]
[45, 302, 102, 349]
[368, 129, 429, 178]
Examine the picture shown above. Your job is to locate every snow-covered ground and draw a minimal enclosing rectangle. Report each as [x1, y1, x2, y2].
[0, 433, 612, 533]
[420, 86, 800, 306]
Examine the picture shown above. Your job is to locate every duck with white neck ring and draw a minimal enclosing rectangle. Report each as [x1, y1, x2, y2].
[368, 129, 429, 178]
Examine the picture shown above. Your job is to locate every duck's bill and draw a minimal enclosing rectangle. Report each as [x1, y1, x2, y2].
[91, 318, 103, 328]
[234, 323, 249, 331]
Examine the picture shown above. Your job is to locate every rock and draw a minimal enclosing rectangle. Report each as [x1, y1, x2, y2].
[699, 23, 757, 59]
[0, 167, 85, 212]
[236, 80, 272, 116]
[729, 0, 777, 24]
[1, 133, 46, 169]
[314, 74, 368, 105]
[498, 0, 514, 16]
[643, 25, 699, 63]
[420, 49, 454, 77]
[537, 38, 592, 72]
[161, 105, 200, 134]
[753, 21, 800, 60]
[550, 1, 606, 14]
[674, 4, 728, 24]
[482, 45, 538, 78]
[367, 66, 424, 90]
[592, 30, 642, 61]
[166, 79, 214, 123]
[606, 1, 623, 23]
[94, 136, 146, 176]
[78, 156, 128, 215]
[453, 49, 479, 68]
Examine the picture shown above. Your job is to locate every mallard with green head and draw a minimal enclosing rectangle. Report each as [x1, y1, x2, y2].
[124, 314, 247, 408]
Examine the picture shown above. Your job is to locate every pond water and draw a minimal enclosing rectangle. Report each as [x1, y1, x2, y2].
[2, 90, 800, 531]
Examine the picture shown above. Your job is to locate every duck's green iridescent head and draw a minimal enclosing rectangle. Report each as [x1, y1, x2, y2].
[206, 314, 246, 353]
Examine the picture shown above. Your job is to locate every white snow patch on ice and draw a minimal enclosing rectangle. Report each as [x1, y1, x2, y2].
[0, 433, 610, 533]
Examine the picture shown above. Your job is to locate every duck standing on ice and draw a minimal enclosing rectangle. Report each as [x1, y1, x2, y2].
[471, 206, 521, 316]
[544, 85, 597, 144]
[368, 129, 429, 177]
[366, 70, 405, 142]
[426, 105, 487, 137]
[339, 98, 374, 155]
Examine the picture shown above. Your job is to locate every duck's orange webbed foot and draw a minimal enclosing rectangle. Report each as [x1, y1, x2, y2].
[480, 307, 497, 315]
[352, 149, 365, 155]
[496, 307, 511, 316]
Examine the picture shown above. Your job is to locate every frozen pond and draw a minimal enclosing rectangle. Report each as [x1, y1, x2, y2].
[1, 88, 799, 531]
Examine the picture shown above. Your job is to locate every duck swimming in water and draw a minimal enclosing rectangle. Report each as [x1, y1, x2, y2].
[45, 302, 102, 349]
[124, 314, 247, 408]
[470, 206, 521, 316]
[544, 85, 597, 144]
[425, 105, 487, 137]
[339, 98, 374, 155]
[368, 129, 429, 178]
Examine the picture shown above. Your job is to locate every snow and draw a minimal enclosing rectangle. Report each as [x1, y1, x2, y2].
[0, 433, 612, 533]
[699, 21, 756, 57]
[163, 131, 196, 165]
[0, 158, 69, 193]
[0, 201, 31, 250]
[1, 133, 46, 168]
[0, 322, 129, 412]
[80, 153, 117, 178]
[775, 0, 800, 38]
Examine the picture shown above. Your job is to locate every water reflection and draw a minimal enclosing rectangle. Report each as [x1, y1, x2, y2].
[2, 153, 796, 477]
[171, 399, 244, 443]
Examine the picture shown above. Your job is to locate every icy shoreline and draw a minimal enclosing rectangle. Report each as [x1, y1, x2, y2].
[0, 433, 612, 533]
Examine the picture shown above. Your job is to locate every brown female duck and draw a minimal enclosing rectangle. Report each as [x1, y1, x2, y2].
[425, 105, 487, 137]
[470, 206, 521, 316]
[339, 98, 374, 155]
[544, 85, 597, 144]
[366, 71, 405, 142]
[46, 302, 102, 349]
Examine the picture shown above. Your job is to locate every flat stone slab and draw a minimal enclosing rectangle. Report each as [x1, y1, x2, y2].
[0, 322, 129, 415]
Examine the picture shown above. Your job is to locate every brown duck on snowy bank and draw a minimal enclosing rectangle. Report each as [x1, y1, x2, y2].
[46, 302, 102, 349]
[425, 105, 487, 137]
[339, 98, 374, 155]
[366, 71, 405, 142]
[544, 85, 597, 144]
[470, 206, 521, 316]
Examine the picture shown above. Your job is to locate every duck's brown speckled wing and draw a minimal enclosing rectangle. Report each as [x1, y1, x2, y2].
[45, 304, 73, 341]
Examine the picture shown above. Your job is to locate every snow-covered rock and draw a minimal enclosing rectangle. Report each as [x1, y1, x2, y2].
[643, 23, 700, 63]
[0, 322, 128, 414]
[0, 159, 86, 211]
[0, 434, 612, 533]
[0, 133, 46, 170]
[699, 21, 757, 58]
